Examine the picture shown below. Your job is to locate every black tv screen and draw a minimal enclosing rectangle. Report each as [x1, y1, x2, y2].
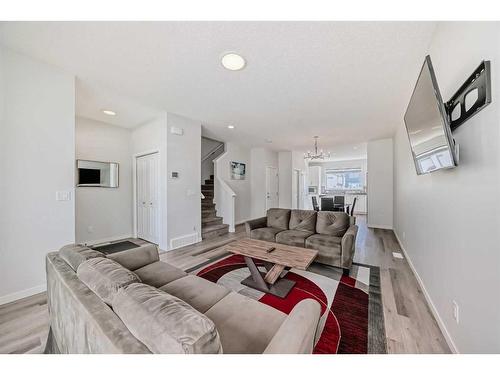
[79, 168, 100, 184]
[404, 55, 458, 175]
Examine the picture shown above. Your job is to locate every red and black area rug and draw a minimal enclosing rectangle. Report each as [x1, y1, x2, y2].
[195, 254, 386, 354]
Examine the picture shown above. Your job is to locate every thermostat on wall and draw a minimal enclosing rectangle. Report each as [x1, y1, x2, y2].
[170, 126, 184, 135]
[171, 172, 179, 178]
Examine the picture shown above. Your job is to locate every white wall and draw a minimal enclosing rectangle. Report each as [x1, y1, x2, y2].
[0, 47, 75, 304]
[291, 151, 309, 209]
[367, 138, 393, 229]
[393, 22, 500, 353]
[166, 113, 201, 248]
[278, 151, 311, 210]
[131, 114, 169, 251]
[214, 142, 252, 223]
[75, 117, 133, 244]
[278, 151, 293, 208]
[250, 147, 279, 218]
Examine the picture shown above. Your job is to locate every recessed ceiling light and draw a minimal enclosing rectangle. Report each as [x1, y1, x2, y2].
[102, 109, 116, 116]
[221, 53, 246, 71]
[227, 125, 235, 129]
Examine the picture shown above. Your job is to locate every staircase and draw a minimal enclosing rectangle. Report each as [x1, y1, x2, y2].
[201, 175, 229, 239]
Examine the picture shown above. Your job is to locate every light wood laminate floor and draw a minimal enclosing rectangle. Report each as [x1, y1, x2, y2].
[0, 215, 450, 354]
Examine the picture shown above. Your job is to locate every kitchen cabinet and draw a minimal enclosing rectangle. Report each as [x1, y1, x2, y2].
[344, 194, 367, 214]
[308, 166, 322, 187]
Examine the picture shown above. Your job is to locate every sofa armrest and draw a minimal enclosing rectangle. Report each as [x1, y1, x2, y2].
[341, 225, 358, 269]
[263, 299, 321, 354]
[245, 216, 267, 236]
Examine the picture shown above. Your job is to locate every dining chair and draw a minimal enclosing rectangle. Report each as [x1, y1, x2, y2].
[311, 196, 319, 211]
[320, 197, 335, 211]
[332, 195, 345, 212]
[350, 197, 357, 216]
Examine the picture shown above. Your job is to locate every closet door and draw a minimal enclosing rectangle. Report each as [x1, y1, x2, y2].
[136, 152, 159, 244]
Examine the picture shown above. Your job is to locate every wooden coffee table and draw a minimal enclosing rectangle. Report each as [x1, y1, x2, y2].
[223, 238, 318, 298]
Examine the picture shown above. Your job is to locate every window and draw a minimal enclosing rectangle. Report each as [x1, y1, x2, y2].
[325, 168, 362, 190]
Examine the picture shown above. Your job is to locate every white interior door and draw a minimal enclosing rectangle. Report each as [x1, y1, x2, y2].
[136, 153, 159, 244]
[265, 166, 279, 210]
[292, 169, 300, 209]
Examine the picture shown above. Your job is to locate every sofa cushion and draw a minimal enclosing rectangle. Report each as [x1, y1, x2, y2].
[276, 230, 313, 248]
[289, 210, 317, 232]
[160, 275, 230, 313]
[305, 234, 343, 267]
[113, 283, 222, 354]
[134, 261, 187, 288]
[266, 208, 291, 230]
[205, 292, 286, 353]
[59, 244, 105, 272]
[77, 257, 141, 305]
[250, 227, 283, 242]
[316, 211, 350, 236]
[305, 233, 342, 251]
[107, 243, 159, 271]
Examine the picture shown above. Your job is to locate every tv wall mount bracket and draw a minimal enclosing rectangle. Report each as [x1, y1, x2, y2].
[445, 60, 491, 131]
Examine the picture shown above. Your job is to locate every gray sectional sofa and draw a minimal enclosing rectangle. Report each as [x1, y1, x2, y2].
[245, 208, 358, 273]
[45, 243, 322, 354]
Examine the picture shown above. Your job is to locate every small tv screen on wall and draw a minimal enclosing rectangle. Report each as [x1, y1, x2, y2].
[79, 168, 100, 185]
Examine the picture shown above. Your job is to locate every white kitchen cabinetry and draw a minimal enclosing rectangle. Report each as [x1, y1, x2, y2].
[308, 166, 322, 187]
[344, 194, 367, 214]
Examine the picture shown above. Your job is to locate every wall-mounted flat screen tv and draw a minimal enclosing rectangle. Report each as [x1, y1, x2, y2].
[404, 55, 458, 175]
[79, 168, 101, 185]
[76, 160, 119, 187]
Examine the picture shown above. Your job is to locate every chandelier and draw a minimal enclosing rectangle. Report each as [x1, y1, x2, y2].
[304, 136, 330, 160]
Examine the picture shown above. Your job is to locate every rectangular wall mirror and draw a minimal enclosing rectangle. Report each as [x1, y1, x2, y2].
[76, 160, 119, 187]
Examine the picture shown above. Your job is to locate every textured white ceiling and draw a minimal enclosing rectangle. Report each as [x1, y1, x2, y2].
[0, 21, 436, 150]
[76, 79, 164, 128]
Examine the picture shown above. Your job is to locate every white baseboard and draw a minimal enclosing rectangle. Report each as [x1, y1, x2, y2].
[367, 223, 393, 230]
[393, 230, 459, 354]
[0, 284, 46, 306]
[169, 232, 200, 250]
[235, 218, 252, 226]
[81, 233, 133, 247]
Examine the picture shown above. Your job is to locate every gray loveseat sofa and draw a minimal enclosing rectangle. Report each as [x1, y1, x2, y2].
[45, 243, 322, 354]
[245, 208, 358, 273]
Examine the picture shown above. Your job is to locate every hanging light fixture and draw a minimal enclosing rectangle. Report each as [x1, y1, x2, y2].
[304, 136, 330, 160]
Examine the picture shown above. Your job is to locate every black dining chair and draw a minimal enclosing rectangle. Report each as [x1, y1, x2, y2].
[350, 197, 357, 216]
[311, 196, 319, 212]
[333, 196, 345, 212]
[320, 197, 335, 211]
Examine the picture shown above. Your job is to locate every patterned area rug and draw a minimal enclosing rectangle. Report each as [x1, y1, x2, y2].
[195, 254, 386, 354]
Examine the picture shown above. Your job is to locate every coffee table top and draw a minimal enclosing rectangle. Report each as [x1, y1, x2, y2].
[223, 238, 318, 270]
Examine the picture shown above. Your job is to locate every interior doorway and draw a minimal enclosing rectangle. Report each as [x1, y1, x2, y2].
[265, 166, 279, 210]
[135, 152, 159, 244]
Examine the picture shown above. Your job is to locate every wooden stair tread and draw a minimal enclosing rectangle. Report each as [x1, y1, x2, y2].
[202, 216, 223, 224]
[202, 223, 229, 234]
[200, 177, 223, 238]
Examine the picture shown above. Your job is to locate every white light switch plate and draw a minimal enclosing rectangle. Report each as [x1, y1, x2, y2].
[56, 191, 71, 201]
[392, 252, 404, 259]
